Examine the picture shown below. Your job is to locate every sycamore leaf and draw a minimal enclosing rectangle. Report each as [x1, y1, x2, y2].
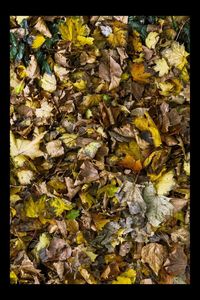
[153, 58, 170, 77]
[143, 182, 174, 227]
[32, 35, 46, 49]
[155, 170, 176, 196]
[133, 112, 162, 147]
[112, 268, 136, 284]
[131, 63, 152, 84]
[141, 243, 168, 275]
[145, 32, 159, 49]
[50, 198, 73, 216]
[10, 131, 46, 159]
[162, 41, 189, 70]
[41, 73, 57, 92]
[17, 170, 34, 185]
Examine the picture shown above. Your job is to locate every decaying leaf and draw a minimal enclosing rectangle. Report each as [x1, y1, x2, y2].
[164, 245, 187, 276]
[131, 63, 152, 84]
[141, 243, 168, 275]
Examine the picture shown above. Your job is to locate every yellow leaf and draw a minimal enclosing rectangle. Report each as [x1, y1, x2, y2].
[10, 131, 46, 160]
[180, 66, 189, 83]
[50, 198, 73, 216]
[157, 81, 174, 96]
[132, 30, 143, 52]
[155, 170, 176, 196]
[145, 32, 159, 49]
[79, 192, 94, 208]
[131, 63, 152, 84]
[133, 112, 162, 147]
[59, 17, 94, 47]
[82, 248, 98, 262]
[112, 268, 136, 284]
[92, 214, 110, 231]
[76, 231, 86, 244]
[107, 24, 127, 47]
[60, 133, 78, 148]
[41, 73, 57, 93]
[148, 167, 167, 182]
[184, 160, 190, 176]
[79, 267, 97, 284]
[17, 65, 28, 79]
[73, 79, 86, 90]
[10, 271, 18, 284]
[16, 16, 29, 24]
[32, 35, 46, 49]
[35, 233, 50, 252]
[162, 41, 189, 70]
[153, 58, 170, 77]
[24, 196, 46, 218]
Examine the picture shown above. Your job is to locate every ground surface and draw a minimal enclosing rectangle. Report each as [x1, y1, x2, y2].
[10, 16, 190, 284]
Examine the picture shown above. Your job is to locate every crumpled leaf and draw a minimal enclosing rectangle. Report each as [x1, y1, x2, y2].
[141, 243, 168, 275]
[131, 63, 152, 84]
[133, 112, 162, 147]
[74, 161, 99, 186]
[145, 32, 159, 49]
[153, 58, 170, 77]
[10, 131, 46, 159]
[79, 267, 97, 284]
[155, 170, 176, 196]
[162, 41, 189, 70]
[34, 17, 52, 38]
[109, 56, 123, 90]
[164, 245, 187, 276]
[41, 72, 57, 92]
[143, 182, 174, 227]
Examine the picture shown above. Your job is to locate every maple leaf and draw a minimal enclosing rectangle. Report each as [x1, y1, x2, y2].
[40, 73, 57, 92]
[162, 41, 189, 70]
[153, 58, 170, 77]
[10, 131, 46, 159]
[59, 17, 94, 47]
[131, 63, 152, 84]
[107, 23, 127, 47]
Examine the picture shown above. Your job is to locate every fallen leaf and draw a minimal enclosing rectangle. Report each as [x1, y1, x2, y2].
[50, 198, 73, 216]
[162, 41, 189, 70]
[41, 73, 57, 92]
[109, 56, 123, 90]
[145, 32, 159, 49]
[155, 170, 176, 196]
[34, 17, 52, 38]
[164, 245, 187, 276]
[46, 140, 64, 158]
[74, 161, 99, 186]
[131, 63, 152, 84]
[143, 182, 174, 227]
[112, 268, 136, 284]
[141, 243, 168, 275]
[17, 170, 34, 185]
[35, 101, 53, 119]
[32, 35, 46, 49]
[153, 58, 170, 77]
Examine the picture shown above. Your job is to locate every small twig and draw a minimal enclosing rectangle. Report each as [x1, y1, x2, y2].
[175, 18, 189, 41]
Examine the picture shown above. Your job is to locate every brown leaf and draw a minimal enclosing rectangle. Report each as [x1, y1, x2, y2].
[45, 238, 72, 261]
[132, 81, 144, 100]
[65, 177, 81, 200]
[109, 56, 122, 90]
[74, 161, 99, 186]
[141, 243, 168, 275]
[99, 62, 110, 82]
[56, 220, 67, 238]
[34, 17, 52, 38]
[164, 245, 187, 276]
[53, 261, 65, 280]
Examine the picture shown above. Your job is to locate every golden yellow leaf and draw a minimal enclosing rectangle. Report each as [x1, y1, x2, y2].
[79, 267, 97, 284]
[32, 35, 46, 49]
[157, 81, 174, 96]
[59, 17, 94, 47]
[133, 112, 162, 147]
[79, 192, 94, 208]
[112, 268, 136, 284]
[132, 30, 143, 52]
[76, 231, 86, 244]
[92, 214, 110, 231]
[153, 58, 170, 77]
[35, 233, 50, 252]
[73, 79, 87, 90]
[118, 155, 142, 172]
[145, 32, 159, 49]
[107, 24, 127, 47]
[10, 271, 18, 284]
[131, 63, 152, 84]
[25, 196, 46, 218]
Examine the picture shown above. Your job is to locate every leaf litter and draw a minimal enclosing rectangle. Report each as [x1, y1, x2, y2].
[10, 15, 190, 284]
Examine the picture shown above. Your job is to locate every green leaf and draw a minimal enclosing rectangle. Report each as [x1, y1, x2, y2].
[15, 42, 25, 62]
[66, 209, 80, 219]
